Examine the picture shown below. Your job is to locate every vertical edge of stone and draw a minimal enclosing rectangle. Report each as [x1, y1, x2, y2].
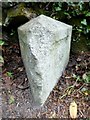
[63, 25, 72, 71]
[18, 27, 44, 106]
[67, 25, 72, 55]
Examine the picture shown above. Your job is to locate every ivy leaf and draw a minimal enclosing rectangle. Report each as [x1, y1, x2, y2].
[85, 12, 90, 17]
[55, 7, 61, 11]
[0, 40, 4, 46]
[64, 12, 70, 16]
[81, 19, 87, 26]
[77, 28, 82, 32]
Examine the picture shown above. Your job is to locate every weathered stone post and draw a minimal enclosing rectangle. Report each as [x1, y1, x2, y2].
[18, 15, 72, 106]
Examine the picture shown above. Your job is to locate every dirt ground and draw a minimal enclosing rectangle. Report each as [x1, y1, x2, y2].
[1, 41, 90, 118]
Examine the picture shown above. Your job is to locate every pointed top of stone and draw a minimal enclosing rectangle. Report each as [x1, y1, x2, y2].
[18, 14, 72, 45]
[19, 14, 72, 30]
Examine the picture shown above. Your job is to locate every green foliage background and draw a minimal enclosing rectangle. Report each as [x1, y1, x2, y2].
[30, 2, 90, 53]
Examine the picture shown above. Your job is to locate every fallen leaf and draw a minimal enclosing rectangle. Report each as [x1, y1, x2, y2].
[81, 88, 90, 96]
[77, 57, 81, 62]
[84, 92, 88, 96]
[3, 76, 11, 90]
[69, 101, 77, 119]
[75, 65, 79, 71]
[49, 111, 56, 118]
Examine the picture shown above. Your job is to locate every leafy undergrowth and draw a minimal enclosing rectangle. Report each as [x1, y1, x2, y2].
[1, 41, 90, 118]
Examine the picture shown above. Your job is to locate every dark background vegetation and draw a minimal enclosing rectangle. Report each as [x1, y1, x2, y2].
[2, 2, 90, 53]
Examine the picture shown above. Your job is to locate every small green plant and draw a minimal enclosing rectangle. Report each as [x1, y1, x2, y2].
[9, 95, 15, 104]
[72, 74, 81, 81]
[81, 19, 87, 26]
[85, 12, 90, 17]
[82, 72, 90, 83]
[72, 73, 90, 83]
[0, 39, 4, 66]
[0, 56, 4, 63]
[0, 39, 5, 46]
[6, 72, 13, 78]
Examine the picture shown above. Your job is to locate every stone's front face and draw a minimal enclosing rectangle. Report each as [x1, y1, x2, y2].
[18, 15, 72, 106]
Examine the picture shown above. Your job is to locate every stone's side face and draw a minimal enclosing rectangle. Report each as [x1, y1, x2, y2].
[18, 15, 72, 106]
